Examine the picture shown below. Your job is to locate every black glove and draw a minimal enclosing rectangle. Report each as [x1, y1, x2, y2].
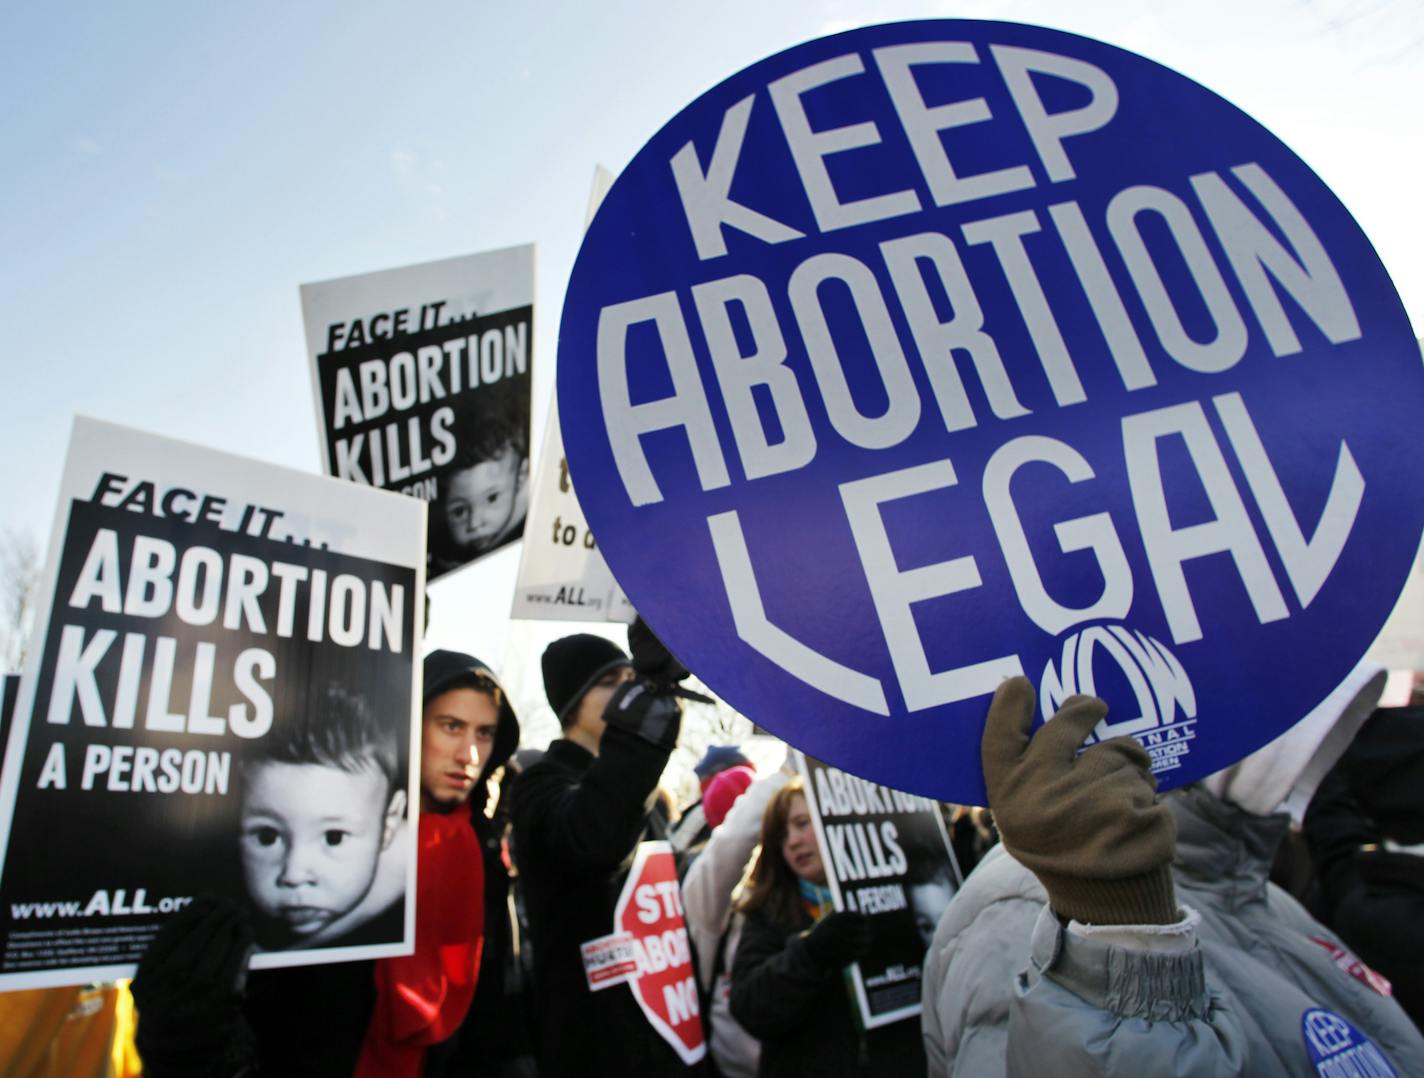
[628, 615, 688, 686]
[605, 677, 684, 751]
[132, 896, 257, 1077]
[627, 614, 712, 703]
[802, 910, 872, 969]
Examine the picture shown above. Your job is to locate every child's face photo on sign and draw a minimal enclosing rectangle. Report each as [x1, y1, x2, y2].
[239, 762, 403, 941]
[429, 403, 531, 577]
[440, 447, 528, 557]
[237, 686, 408, 949]
[909, 870, 956, 949]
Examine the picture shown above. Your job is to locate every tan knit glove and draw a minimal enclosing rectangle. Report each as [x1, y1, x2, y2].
[982, 676, 1179, 925]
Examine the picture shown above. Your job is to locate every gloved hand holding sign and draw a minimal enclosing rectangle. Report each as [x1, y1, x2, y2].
[606, 615, 711, 750]
[803, 910, 873, 970]
[982, 677, 1179, 926]
[131, 895, 257, 1078]
[628, 613, 690, 687]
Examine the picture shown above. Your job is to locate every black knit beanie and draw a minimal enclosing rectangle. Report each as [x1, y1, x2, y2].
[542, 634, 630, 725]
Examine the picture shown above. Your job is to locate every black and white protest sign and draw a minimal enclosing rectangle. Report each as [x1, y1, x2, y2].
[302, 246, 534, 580]
[0, 418, 425, 989]
[796, 752, 959, 1029]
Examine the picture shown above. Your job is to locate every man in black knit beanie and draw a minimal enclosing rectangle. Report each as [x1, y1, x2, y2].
[511, 619, 706, 1077]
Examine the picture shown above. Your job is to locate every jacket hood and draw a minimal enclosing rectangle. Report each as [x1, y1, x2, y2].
[1199, 662, 1386, 820]
[422, 649, 520, 784]
[1169, 785, 1289, 908]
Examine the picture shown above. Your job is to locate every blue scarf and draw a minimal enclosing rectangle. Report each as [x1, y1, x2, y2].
[797, 878, 833, 921]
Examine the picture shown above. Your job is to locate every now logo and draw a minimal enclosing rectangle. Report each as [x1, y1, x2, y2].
[1039, 624, 1195, 742]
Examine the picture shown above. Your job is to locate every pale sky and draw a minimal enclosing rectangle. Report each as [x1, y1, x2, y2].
[2, 0, 1419, 741]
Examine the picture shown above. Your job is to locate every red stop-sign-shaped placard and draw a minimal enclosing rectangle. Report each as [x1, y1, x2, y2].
[613, 841, 707, 1065]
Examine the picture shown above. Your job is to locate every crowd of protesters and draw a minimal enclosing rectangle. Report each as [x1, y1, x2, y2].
[3, 617, 1423, 1078]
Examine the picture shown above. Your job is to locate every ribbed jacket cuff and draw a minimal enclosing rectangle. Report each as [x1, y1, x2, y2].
[1035, 863, 1178, 925]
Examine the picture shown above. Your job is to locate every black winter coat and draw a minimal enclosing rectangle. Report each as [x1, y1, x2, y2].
[1305, 705, 1424, 1031]
[511, 732, 701, 1077]
[729, 904, 925, 1078]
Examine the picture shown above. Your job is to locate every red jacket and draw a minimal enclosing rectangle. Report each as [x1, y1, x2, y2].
[356, 811, 484, 1078]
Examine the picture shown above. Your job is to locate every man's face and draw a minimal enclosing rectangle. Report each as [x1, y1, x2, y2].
[421, 687, 500, 813]
[781, 793, 826, 885]
[239, 761, 395, 938]
[568, 665, 635, 745]
[443, 450, 525, 553]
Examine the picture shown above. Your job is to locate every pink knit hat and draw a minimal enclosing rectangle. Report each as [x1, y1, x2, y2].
[703, 765, 756, 829]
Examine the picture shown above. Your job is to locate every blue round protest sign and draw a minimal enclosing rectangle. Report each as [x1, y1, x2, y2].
[558, 20, 1424, 803]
